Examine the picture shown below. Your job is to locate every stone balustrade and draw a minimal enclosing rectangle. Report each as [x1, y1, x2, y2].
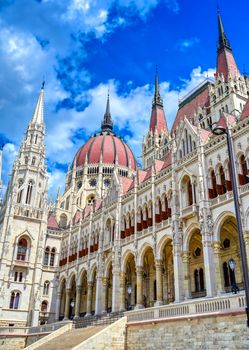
[125, 292, 246, 323]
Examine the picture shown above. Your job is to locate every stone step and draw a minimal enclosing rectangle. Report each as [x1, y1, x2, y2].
[35, 325, 106, 350]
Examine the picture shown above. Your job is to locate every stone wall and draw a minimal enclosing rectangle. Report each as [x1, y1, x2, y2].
[126, 312, 249, 350]
[72, 316, 127, 350]
[0, 336, 26, 350]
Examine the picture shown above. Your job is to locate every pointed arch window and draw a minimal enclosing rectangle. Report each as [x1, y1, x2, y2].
[43, 281, 50, 295]
[187, 179, 193, 206]
[239, 154, 249, 185]
[17, 238, 28, 261]
[208, 169, 217, 199]
[50, 248, 56, 267]
[44, 247, 50, 266]
[25, 180, 33, 205]
[9, 292, 20, 309]
[31, 157, 36, 166]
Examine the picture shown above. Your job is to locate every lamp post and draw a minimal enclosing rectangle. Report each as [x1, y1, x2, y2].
[127, 284, 132, 311]
[211, 123, 249, 327]
[228, 258, 239, 294]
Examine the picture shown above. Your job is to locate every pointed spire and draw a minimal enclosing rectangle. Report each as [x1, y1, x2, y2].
[217, 12, 231, 52]
[31, 81, 45, 125]
[101, 91, 113, 132]
[152, 68, 163, 108]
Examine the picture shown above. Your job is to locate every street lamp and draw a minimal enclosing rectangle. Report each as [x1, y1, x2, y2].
[228, 258, 239, 294]
[211, 123, 249, 326]
[127, 283, 132, 311]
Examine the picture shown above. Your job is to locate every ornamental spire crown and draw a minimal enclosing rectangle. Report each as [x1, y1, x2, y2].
[101, 92, 113, 132]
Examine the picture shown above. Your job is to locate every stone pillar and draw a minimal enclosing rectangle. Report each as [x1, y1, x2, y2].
[74, 286, 82, 319]
[86, 282, 93, 316]
[155, 260, 163, 306]
[95, 275, 103, 315]
[202, 238, 216, 297]
[136, 266, 143, 309]
[243, 232, 249, 271]
[101, 277, 108, 314]
[173, 241, 184, 302]
[64, 289, 71, 320]
[55, 292, 61, 321]
[182, 252, 191, 299]
[119, 272, 126, 311]
[112, 271, 120, 312]
[212, 241, 224, 294]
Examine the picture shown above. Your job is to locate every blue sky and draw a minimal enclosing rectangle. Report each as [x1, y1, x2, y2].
[0, 0, 249, 199]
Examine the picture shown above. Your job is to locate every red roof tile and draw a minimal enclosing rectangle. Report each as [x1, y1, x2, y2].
[47, 214, 59, 229]
[162, 151, 172, 169]
[241, 98, 249, 120]
[149, 106, 167, 134]
[120, 177, 133, 193]
[216, 49, 239, 81]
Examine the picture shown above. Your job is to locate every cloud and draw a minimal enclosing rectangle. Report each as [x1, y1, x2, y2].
[177, 37, 200, 51]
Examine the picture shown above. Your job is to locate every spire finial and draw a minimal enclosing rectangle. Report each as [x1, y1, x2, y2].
[31, 83, 44, 125]
[41, 80, 45, 90]
[152, 67, 163, 108]
[217, 12, 232, 52]
[101, 90, 113, 132]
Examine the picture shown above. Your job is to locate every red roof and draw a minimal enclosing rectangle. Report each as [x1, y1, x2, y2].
[47, 214, 59, 229]
[162, 151, 172, 169]
[74, 132, 136, 170]
[172, 85, 210, 132]
[215, 112, 236, 130]
[216, 49, 239, 81]
[241, 98, 249, 120]
[120, 177, 134, 193]
[191, 125, 211, 143]
[73, 210, 81, 224]
[154, 160, 164, 174]
[149, 106, 167, 134]
[137, 169, 147, 184]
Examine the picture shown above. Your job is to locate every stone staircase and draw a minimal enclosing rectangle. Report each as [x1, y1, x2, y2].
[34, 325, 106, 350]
[74, 311, 124, 329]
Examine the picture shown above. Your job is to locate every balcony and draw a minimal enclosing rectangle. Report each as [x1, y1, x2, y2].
[14, 204, 43, 221]
[180, 204, 199, 220]
[14, 259, 30, 268]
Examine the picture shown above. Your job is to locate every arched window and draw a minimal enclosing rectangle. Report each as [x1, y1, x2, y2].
[218, 165, 226, 194]
[239, 155, 249, 185]
[209, 169, 217, 199]
[199, 268, 204, 291]
[17, 238, 28, 261]
[43, 247, 50, 266]
[187, 179, 193, 206]
[50, 248, 56, 267]
[24, 156, 28, 165]
[9, 292, 20, 309]
[41, 300, 48, 312]
[43, 281, 50, 296]
[31, 157, 36, 166]
[25, 180, 33, 204]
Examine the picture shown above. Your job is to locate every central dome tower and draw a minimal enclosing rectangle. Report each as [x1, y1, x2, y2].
[56, 95, 137, 226]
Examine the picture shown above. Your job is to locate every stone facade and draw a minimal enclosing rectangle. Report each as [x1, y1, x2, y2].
[0, 13, 249, 330]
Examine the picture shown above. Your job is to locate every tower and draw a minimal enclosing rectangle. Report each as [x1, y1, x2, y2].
[210, 12, 249, 122]
[142, 70, 170, 169]
[0, 83, 48, 326]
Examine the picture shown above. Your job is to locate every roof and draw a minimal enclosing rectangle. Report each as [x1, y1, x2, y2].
[74, 132, 136, 170]
[216, 49, 239, 81]
[120, 177, 134, 193]
[149, 106, 167, 134]
[47, 214, 59, 229]
[172, 82, 210, 132]
[191, 125, 211, 143]
[241, 98, 249, 120]
[215, 112, 236, 129]
[162, 151, 172, 169]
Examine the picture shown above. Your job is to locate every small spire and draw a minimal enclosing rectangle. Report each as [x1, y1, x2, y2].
[217, 12, 232, 52]
[31, 82, 44, 125]
[101, 91, 113, 132]
[152, 67, 163, 108]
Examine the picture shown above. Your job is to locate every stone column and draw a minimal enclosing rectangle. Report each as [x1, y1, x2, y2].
[74, 286, 82, 319]
[202, 238, 216, 297]
[155, 260, 163, 306]
[173, 241, 184, 302]
[212, 241, 224, 294]
[119, 272, 126, 311]
[101, 277, 108, 314]
[182, 252, 191, 299]
[136, 266, 143, 309]
[95, 275, 103, 315]
[243, 232, 249, 271]
[86, 282, 93, 316]
[112, 271, 120, 312]
[64, 289, 71, 320]
[55, 292, 61, 321]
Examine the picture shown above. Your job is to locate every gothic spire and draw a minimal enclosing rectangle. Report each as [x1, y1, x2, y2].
[101, 91, 113, 132]
[152, 68, 163, 108]
[217, 12, 232, 53]
[31, 81, 45, 125]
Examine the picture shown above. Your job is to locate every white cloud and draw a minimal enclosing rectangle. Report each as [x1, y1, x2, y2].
[177, 37, 200, 51]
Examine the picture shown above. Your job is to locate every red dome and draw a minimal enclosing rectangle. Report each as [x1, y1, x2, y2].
[74, 132, 137, 170]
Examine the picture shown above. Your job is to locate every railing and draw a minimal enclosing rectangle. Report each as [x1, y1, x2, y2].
[0, 327, 28, 336]
[125, 292, 246, 323]
[239, 182, 249, 194]
[14, 204, 43, 220]
[180, 204, 199, 218]
[74, 311, 124, 329]
[27, 320, 72, 335]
